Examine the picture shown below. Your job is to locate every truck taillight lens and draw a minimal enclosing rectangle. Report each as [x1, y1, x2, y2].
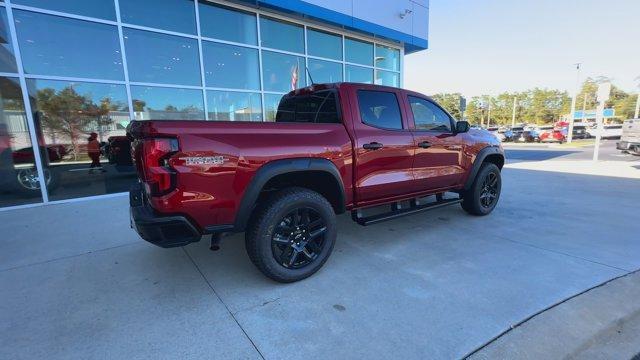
[140, 138, 179, 196]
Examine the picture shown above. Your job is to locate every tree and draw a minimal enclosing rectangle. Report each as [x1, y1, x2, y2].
[36, 86, 110, 160]
[430, 93, 463, 120]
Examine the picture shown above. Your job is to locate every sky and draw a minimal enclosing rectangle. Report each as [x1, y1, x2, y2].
[404, 0, 640, 98]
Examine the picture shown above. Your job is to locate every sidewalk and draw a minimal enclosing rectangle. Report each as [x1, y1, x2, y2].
[505, 159, 640, 179]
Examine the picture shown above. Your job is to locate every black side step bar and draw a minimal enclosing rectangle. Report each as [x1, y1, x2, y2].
[351, 197, 462, 226]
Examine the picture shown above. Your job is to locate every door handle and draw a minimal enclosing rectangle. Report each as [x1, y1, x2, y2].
[363, 142, 384, 150]
[418, 141, 432, 148]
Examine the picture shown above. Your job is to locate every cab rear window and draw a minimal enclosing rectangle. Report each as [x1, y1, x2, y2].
[275, 91, 341, 123]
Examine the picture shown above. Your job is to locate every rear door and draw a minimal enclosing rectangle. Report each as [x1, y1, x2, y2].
[405, 95, 465, 191]
[349, 86, 415, 205]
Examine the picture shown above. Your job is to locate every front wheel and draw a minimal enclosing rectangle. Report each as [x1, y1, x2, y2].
[245, 187, 337, 283]
[461, 163, 502, 216]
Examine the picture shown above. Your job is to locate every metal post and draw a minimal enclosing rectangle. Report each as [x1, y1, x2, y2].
[592, 101, 605, 161]
[511, 96, 517, 127]
[567, 63, 581, 144]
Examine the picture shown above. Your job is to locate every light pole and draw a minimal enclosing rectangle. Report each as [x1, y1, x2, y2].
[567, 63, 582, 144]
[635, 93, 639, 119]
[511, 96, 517, 127]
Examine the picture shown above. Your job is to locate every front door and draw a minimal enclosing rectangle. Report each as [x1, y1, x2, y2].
[405, 95, 464, 192]
[350, 87, 415, 206]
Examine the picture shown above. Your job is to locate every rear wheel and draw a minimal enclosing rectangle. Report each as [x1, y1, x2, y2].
[245, 187, 336, 283]
[462, 163, 501, 216]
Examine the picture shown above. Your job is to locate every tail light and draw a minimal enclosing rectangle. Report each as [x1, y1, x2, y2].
[135, 138, 179, 196]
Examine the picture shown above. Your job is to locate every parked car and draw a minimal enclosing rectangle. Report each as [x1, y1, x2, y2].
[487, 126, 505, 142]
[517, 129, 541, 142]
[617, 119, 640, 155]
[587, 124, 623, 139]
[571, 124, 589, 139]
[107, 136, 133, 166]
[12, 144, 67, 164]
[128, 83, 505, 282]
[504, 126, 525, 142]
[540, 128, 566, 143]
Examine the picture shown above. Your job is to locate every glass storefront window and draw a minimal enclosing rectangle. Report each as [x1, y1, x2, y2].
[262, 51, 306, 93]
[202, 42, 260, 90]
[131, 86, 204, 120]
[13, 0, 116, 20]
[307, 28, 342, 60]
[346, 65, 373, 84]
[259, 17, 304, 54]
[14, 11, 124, 80]
[26, 79, 133, 201]
[207, 91, 262, 121]
[345, 38, 373, 66]
[0, 9, 18, 73]
[264, 93, 284, 122]
[0, 77, 42, 207]
[375, 70, 400, 87]
[375, 44, 400, 71]
[307, 59, 342, 84]
[120, 0, 196, 34]
[124, 28, 201, 86]
[199, 2, 257, 45]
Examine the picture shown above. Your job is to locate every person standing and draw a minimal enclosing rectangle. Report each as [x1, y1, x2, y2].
[87, 132, 105, 173]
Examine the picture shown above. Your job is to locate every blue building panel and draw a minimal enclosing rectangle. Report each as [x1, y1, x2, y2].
[244, 0, 429, 53]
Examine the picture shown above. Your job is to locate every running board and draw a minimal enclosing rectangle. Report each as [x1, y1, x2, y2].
[351, 198, 462, 226]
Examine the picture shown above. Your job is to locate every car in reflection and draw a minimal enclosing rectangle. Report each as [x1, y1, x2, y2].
[572, 124, 589, 139]
[504, 126, 525, 142]
[486, 126, 505, 141]
[107, 136, 133, 166]
[540, 128, 566, 143]
[587, 124, 623, 139]
[517, 129, 542, 142]
[12, 144, 68, 164]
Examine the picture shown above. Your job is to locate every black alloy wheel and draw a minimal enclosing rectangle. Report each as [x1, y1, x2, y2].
[271, 207, 327, 269]
[479, 172, 499, 209]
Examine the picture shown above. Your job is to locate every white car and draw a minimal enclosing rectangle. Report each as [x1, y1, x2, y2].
[587, 124, 623, 139]
[617, 119, 640, 155]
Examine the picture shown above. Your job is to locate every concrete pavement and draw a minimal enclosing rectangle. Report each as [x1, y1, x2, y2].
[1, 158, 639, 359]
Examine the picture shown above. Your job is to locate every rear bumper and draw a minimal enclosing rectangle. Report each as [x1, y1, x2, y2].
[129, 184, 202, 248]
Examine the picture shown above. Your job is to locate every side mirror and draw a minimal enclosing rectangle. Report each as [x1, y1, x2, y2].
[455, 121, 470, 133]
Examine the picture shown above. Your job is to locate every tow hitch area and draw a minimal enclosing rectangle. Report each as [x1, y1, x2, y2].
[351, 193, 463, 226]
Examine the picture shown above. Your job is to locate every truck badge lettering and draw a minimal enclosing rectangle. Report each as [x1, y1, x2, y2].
[181, 156, 226, 166]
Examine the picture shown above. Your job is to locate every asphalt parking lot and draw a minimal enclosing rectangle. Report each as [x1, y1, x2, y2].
[1, 144, 639, 359]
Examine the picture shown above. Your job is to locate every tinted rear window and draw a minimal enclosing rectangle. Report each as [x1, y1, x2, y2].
[357, 90, 403, 129]
[275, 91, 341, 123]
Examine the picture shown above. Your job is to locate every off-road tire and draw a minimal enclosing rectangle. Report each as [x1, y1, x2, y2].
[461, 163, 501, 216]
[245, 187, 337, 283]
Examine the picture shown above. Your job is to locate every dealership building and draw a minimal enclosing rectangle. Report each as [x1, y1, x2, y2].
[0, 0, 429, 210]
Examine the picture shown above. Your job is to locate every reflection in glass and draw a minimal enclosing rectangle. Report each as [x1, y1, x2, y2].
[375, 44, 400, 71]
[131, 86, 204, 120]
[26, 79, 134, 201]
[345, 38, 373, 66]
[0, 9, 18, 73]
[346, 65, 373, 84]
[124, 28, 201, 86]
[308, 59, 342, 84]
[375, 70, 400, 87]
[307, 29, 342, 60]
[13, 0, 116, 20]
[0, 77, 42, 207]
[199, 2, 257, 45]
[262, 51, 306, 93]
[14, 11, 124, 80]
[259, 17, 304, 54]
[203, 42, 259, 90]
[207, 91, 262, 121]
[120, 0, 196, 34]
[264, 93, 284, 122]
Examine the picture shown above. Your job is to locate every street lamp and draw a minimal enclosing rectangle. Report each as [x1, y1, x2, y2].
[567, 63, 581, 143]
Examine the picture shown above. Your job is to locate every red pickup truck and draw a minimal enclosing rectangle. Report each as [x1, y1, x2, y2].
[128, 83, 504, 282]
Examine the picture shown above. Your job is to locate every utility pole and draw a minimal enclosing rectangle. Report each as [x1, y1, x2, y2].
[581, 93, 588, 123]
[487, 102, 491, 128]
[635, 93, 639, 119]
[567, 63, 582, 144]
[511, 96, 517, 127]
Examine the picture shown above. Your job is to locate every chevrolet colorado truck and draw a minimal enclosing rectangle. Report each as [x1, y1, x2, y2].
[128, 83, 505, 282]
